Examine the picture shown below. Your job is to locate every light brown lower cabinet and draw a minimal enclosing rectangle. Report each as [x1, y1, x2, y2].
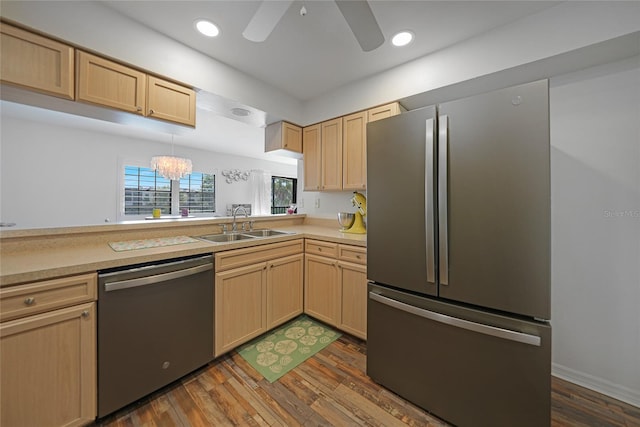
[0, 302, 97, 427]
[214, 240, 303, 357]
[338, 260, 368, 339]
[304, 240, 368, 339]
[304, 253, 341, 325]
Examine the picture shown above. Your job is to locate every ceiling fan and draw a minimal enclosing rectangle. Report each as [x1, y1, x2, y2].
[242, 0, 385, 52]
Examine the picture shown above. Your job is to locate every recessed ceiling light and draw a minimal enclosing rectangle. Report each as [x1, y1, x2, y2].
[392, 31, 414, 47]
[195, 19, 220, 37]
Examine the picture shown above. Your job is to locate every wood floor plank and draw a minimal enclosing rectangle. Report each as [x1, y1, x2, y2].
[165, 384, 211, 427]
[225, 376, 285, 427]
[97, 335, 640, 427]
[333, 382, 409, 427]
[183, 376, 234, 426]
[261, 379, 332, 426]
[310, 395, 369, 426]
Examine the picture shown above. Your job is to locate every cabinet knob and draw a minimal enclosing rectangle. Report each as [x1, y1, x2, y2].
[24, 297, 35, 306]
[81, 310, 90, 318]
[136, 106, 142, 112]
[149, 109, 155, 115]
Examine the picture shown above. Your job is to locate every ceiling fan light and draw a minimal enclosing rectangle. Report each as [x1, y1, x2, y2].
[392, 31, 414, 47]
[195, 19, 220, 37]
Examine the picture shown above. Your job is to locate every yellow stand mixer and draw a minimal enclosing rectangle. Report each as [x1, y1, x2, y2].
[343, 192, 367, 234]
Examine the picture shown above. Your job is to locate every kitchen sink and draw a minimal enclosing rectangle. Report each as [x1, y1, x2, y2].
[194, 229, 294, 243]
[241, 229, 293, 237]
[196, 233, 256, 243]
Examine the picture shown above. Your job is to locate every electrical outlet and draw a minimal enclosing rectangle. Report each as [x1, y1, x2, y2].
[315, 198, 320, 208]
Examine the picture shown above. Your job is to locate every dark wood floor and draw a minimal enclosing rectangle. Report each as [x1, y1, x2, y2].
[96, 334, 640, 427]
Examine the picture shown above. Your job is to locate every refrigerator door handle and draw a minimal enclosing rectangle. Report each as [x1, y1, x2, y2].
[369, 292, 541, 347]
[438, 115, 449, 285]
[426, 118, 436, 283]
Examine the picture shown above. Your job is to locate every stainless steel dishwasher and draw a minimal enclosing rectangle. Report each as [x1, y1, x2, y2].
[97, 254, 214, 418]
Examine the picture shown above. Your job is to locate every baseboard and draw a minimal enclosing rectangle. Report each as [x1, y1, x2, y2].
[552, 363, 640, 408]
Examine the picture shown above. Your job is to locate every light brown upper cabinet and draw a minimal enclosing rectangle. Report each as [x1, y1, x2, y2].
[302, 102, 402, 192]
[266, 121, 303, 156]
[77, 50, 196, 126]
[77, 50, 146, 115]
[342, 111, 367, 190]
[303, 124, 322, 191]
[320, 118, 343, 191]
[0, 23, 75, 100]
[368, 102, 404, 122]
[147, 75, 196, 127]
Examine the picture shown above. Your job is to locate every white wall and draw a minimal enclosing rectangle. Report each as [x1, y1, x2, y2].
[549, 56, 640, 406]
[303, 1, 640, 124]
[2, 2, 638, 127]
[0, 1, 303, 124]
[294, 160, 357, 220]
[0, 111, 296, 229]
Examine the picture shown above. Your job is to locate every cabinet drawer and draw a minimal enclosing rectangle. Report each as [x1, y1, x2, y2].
[305, 239, 338, 258]
[216, 239, 303, 272]
[339, 244, 367, 265]
[0, 273, 97, 322]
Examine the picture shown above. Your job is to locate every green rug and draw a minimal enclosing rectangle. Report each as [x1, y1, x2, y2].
[237, 315, 341, 383]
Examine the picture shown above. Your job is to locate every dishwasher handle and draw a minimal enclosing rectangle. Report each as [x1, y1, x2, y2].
[104, 263, 212, 292]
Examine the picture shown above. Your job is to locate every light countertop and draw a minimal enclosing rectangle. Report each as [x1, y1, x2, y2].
[0, 219, 366, 287]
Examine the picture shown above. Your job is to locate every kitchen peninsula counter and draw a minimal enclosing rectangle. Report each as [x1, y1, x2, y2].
[0, 215, 366, 286]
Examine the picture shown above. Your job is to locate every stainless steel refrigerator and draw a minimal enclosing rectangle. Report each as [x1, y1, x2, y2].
[366, 80, 551, 427]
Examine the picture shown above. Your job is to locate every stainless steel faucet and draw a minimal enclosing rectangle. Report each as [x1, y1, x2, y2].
[232, 206, 249, 232]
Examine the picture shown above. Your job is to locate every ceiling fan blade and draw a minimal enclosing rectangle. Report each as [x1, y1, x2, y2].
[242, 0, 294, 42]
[335, 0, 385, 52]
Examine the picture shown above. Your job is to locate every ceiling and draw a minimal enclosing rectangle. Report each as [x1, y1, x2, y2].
[102, 0, 559, 101]
[2, 1, 563, 165]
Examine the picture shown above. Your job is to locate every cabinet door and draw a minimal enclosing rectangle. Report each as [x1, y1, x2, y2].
[215, 263, 266, 356]
[304, 254, 340, 326]
[342, 111, 367, 190]
[1, 302, 96, 427]
[77, 50, 146, 114]
[266, 254, 303, 329]
[303, 124, 322, 191]
[368, 102, 401, 123]
[0, 23, 74, 99]
[339, 261, 368, 340]
[147, 75, 196, 126]
[282, 122, 302, 153]
[320, 118, 343, 191]
[266, 122, 302, 154]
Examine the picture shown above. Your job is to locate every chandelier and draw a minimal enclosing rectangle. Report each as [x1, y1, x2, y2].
[151, 135, 193, 180]
[150, 155, 192, 180]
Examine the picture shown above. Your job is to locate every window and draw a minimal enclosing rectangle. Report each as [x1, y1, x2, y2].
[179, 172, 215, 213]
[271, 176, 297, 214]
[123, 165, 215, 217]
[124, 166, 171, 215]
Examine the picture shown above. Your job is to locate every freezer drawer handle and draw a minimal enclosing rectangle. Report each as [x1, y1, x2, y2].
[104, 263, 212, 292]
[369, 292, 541, 347]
